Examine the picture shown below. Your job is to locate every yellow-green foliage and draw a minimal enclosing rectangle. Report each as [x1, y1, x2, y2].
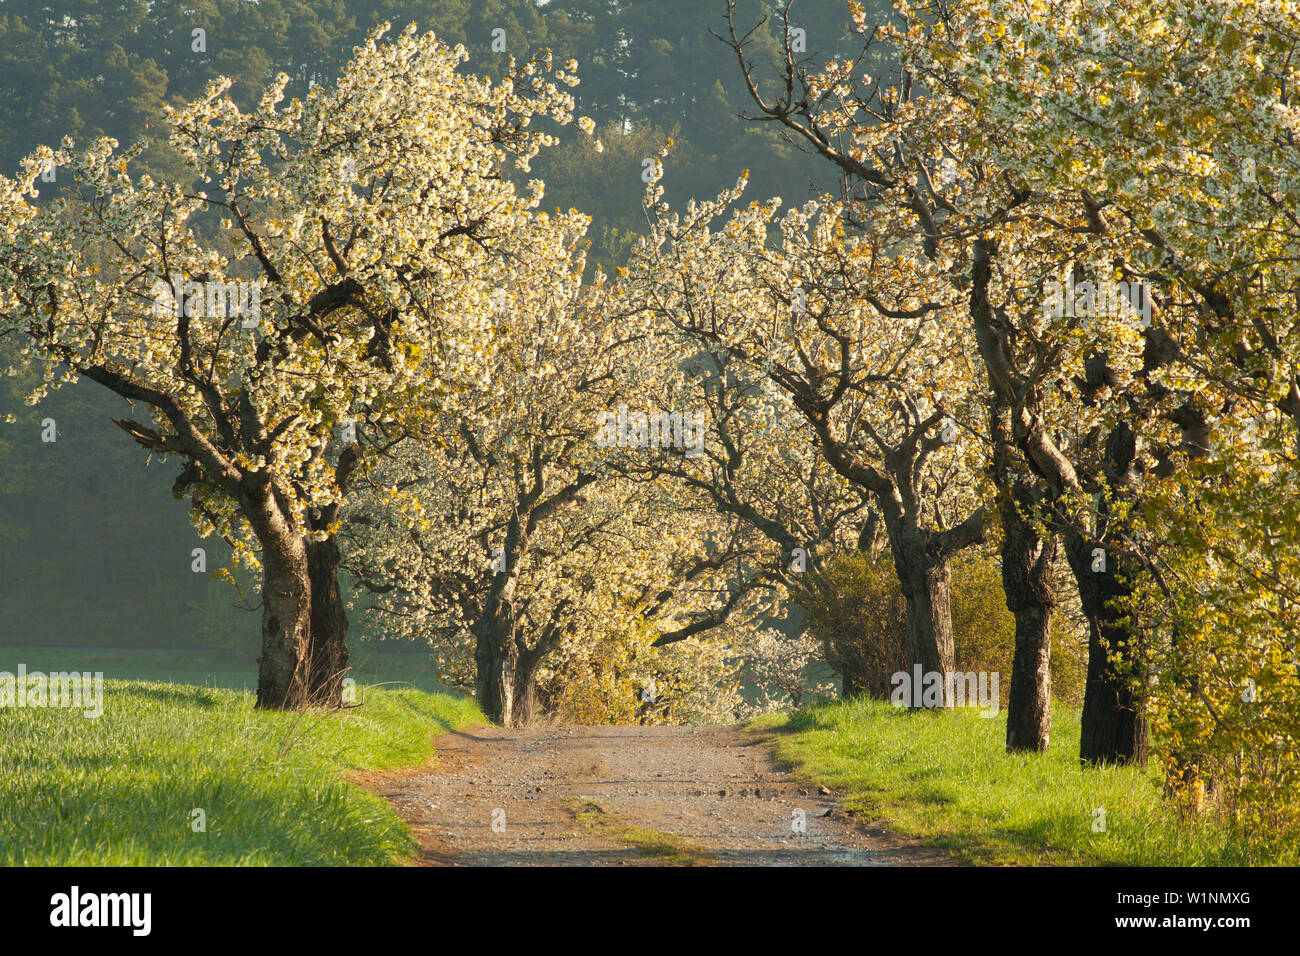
[539, 613, 742, 726]
[1133, 443, 1300, 849]
[791, 550, 907, 698]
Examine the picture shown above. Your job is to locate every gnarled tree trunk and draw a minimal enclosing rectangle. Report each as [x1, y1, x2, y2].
[1068, 421, 1148, 766]
[1066, 533, 1148, 765]
[473, 511, 539, 727]
[251, 493, 313, 710]
[306, 533, 349, 707]
[302, 447, 360, 708]
[1001, 483, 1057, 753]
[474, 627, 541, 728]
[969, 239, 1145, 763]
[891, 530, 957, 708]
[989, 393, 1057, 753]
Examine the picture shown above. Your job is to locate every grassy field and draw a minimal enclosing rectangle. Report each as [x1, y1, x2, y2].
[0, 678, 483, 865]
[0, 644, 453, 694]
[751, 697, 1292, 866]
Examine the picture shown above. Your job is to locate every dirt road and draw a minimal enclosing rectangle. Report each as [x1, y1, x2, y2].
[359, 723, 955, 866]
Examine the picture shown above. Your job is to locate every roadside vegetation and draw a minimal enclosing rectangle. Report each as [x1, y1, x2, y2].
[752, 700, 1295, 867]
[0, 680, 482, 865]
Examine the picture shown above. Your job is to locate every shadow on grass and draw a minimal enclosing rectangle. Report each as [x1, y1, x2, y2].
[913, 785, 957, 806]
[84, 774, 399, 865]
[116, 682, 224, 709]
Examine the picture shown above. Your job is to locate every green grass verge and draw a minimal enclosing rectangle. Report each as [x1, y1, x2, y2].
[750, 697, 1291, 866]
[0, 679, 484, 865]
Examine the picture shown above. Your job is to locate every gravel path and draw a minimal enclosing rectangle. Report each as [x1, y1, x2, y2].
[358, 723, 956, 866]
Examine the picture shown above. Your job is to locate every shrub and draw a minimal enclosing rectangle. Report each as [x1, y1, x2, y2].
[791, 551, 907, 699]
[792, 549, 1087, 706]
[537, 614, 744, 726]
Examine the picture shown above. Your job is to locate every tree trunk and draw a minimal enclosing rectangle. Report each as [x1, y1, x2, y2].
[892, 534, 956, 708]
[840, 662, 867, 700]
[255, 536, 312, 710]
[1066, 534, 1148, 765]
[1070, 422, 1148, 765]
[1001, 484, 1057, 753]
[306, 534, 349, 707]
[969, 238, 1146, 760]
[473, 508, 541, 726]
[243, 482, 316, 711]
[474, 629, 540, 728]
